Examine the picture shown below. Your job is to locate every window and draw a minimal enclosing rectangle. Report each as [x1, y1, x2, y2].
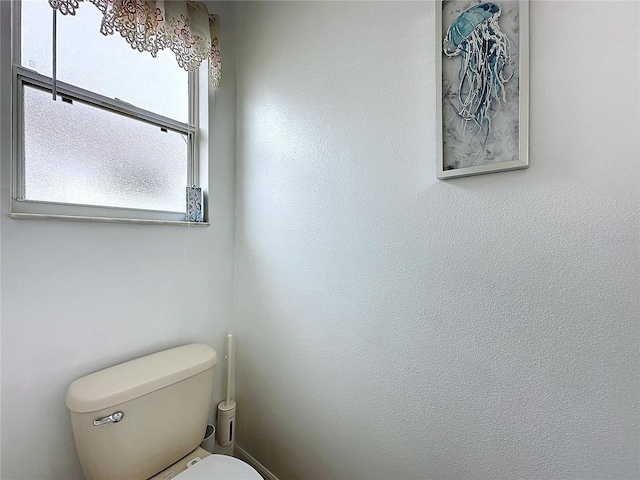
[12, 0, 210, 223]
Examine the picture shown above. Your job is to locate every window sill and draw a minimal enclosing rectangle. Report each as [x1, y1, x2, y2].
[9, 212, 210, 226]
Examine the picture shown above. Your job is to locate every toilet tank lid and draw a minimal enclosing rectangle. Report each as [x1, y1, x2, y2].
[66, 344, 217, 413]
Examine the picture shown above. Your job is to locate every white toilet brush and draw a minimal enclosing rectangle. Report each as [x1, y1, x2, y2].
[217, 334, 236, 447]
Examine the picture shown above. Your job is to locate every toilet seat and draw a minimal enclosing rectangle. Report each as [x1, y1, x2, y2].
[174, 454, 262, 480]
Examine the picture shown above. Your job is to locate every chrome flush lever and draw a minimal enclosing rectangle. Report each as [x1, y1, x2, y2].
[93, 411, 124, 426]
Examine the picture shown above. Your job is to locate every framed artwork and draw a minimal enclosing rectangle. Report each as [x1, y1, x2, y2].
[436, 0, 529, 179]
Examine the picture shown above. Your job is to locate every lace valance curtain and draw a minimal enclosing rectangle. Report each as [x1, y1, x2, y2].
[48, 0, 221, 87]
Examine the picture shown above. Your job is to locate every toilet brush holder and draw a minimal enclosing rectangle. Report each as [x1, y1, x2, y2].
[217, 400, 236, 447]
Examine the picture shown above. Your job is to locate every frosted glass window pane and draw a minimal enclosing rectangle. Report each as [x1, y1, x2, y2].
[23, 85, 188, 212]
[21, 1, 188, 122]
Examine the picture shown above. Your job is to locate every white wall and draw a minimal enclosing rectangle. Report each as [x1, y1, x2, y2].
[234, 2, 639, 479]
[0, 2, 236, 479]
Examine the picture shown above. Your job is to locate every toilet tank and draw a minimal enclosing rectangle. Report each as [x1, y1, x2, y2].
[66, 344, 217, 480]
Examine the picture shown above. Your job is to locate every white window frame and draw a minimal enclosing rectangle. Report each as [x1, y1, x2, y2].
[10, 0, 209, 225]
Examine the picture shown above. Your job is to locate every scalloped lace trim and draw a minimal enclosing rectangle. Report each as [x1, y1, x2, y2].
[48, 0, 221, 87]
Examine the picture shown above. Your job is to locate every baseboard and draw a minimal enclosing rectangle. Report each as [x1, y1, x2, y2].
[235, 444, 280, 480]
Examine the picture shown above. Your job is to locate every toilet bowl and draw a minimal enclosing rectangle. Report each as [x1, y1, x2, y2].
[66, 344, 261, 480]
[150, 447, 261, 480]
[176, 454, 260, 480]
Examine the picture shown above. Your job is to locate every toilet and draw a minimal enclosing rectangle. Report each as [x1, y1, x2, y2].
[65, 344, 261, 480]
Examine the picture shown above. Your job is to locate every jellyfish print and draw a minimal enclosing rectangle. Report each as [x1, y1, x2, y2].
[443, 2, 513, 141]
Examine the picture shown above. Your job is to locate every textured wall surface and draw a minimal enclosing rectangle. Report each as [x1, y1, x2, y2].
[234, 2, 639, 479]
[0, 2, 236, 479]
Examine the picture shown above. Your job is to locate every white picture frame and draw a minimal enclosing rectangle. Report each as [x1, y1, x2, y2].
[436, 0, 529, 179]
